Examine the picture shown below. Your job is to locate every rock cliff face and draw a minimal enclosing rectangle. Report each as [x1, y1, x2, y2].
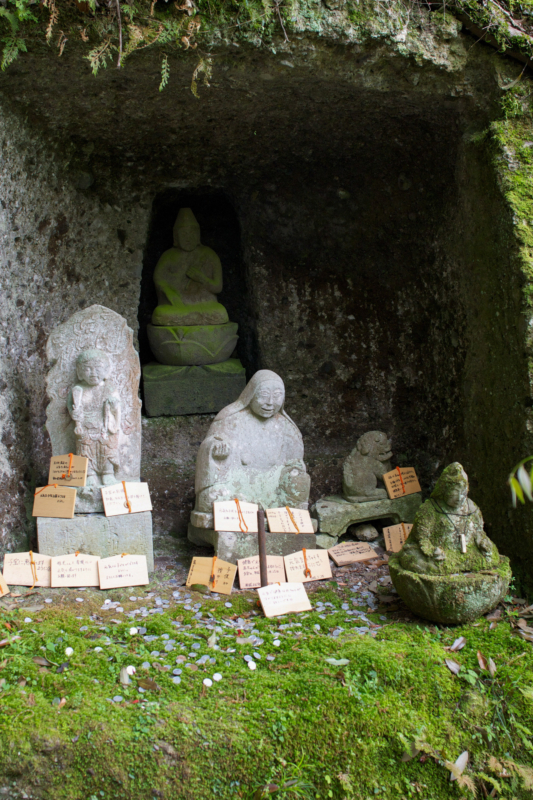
[0, 3, 532, 587]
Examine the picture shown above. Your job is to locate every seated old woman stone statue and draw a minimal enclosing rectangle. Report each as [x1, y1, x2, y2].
[192, 370, 311, 527]
[147, 208, 238, 366]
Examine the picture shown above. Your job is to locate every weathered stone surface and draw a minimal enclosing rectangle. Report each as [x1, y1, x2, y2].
[46, 305, 142, 512]
[147, 323, 238, 367]
[193, 370, 310, 528]
[313, 494, 422, 543]
[187, 524, 316, 565]
[37, 512, 154, 572]
[389, 554, 511, 624]
[342, 431, 392, 502]
[143, 359, 246, 417]
[151, 208, 229, 329]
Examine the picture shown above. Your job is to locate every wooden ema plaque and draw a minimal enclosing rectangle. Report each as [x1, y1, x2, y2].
[258, 582, 312, 618]
[32, 485, 77, 519]
[98, 554, 149, 590]
[284, 549, 332, 584]
[51, 553, 100, 587]
[383, 467, 421, 500]
[0, 574, 9, 597]
[265, 507, 314, 534]
[186, 556, 237, 596]
[101, 482, 152, 517]
[213, 500, 258, 533]
[328, 541, 379, 567]
[48, 454, 88, 488]
[237, 555, 285, 589]
[383, 522, 412, 553]
[3, 552, 52, 587]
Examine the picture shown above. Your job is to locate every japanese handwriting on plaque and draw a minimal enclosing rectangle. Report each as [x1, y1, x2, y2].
[328, 541, 379, 567]
[383, 467, 421, 499]
[186, 557, 237, 596]
[48, 454, 88, 488]
[383, 523, 413, 553]
[50, 553, 100, 588]
[101, 482, 152, 517]
[213, 500, 258, 533]
[2, 553, 52, 587]
[257, 582, 312, 618]
[0, 574, 9, 597]
[284, 549, 332, 584]
[98, 554, 149, 590]
[32, 486, 77, 519]
[265, 507, 314, 534]
[237, 555, 285, 589]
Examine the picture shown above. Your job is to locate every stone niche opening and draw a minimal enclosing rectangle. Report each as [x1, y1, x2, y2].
[137, 188, 259, 413]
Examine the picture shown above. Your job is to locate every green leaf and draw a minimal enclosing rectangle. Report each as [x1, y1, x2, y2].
[0, 8, 19, 33]
[511, 477, 525, 505]
[517, 465, 533, 500]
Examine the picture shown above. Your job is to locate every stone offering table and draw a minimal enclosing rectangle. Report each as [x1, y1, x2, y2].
[312, 493, 422, 549]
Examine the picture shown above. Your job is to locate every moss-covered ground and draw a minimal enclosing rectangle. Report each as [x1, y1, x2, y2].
[0, 558, 532, 800]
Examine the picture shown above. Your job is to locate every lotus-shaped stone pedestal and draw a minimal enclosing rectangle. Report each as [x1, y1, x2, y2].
[147, 322, 238, 366]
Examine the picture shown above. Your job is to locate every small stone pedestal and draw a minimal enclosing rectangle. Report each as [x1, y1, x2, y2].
[312, 493, 422, 548]
[143, 359, 246, 417]
[187, 524, 316, 565]
[37, 512, 154, 572]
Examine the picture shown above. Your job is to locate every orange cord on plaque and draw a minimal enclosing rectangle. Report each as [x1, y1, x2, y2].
[234, 498, 248, 533]
[302, 548, 312, 579]
[210, 555, 217, 590]
[28, 550, 38, 591]
[396, 466, 406, 495]
[122, 481, 132, 513]
[61, 453, 74, 480]
[34, 484, 58, 496]
[285, 506, 300, 534]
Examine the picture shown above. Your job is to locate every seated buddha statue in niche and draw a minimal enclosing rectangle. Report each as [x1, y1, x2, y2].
[151, 208, 229, 327]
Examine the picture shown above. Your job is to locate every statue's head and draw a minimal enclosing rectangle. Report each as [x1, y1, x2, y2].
[249, 374, 285, 420]
[173, 208, 200, 252]
[431, 462, 468, 510]
[356, 431, 392, 462]
[76, 349, 111, 386]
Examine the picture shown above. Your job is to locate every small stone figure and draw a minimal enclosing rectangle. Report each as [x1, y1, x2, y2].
[67, 349, 121, 486]
[193, 369, 310, 516]
[389, 462, 511, 624]
[342, 431, 392, 502]
[151, 208, 228, 327]
[398, 463, 498, 575]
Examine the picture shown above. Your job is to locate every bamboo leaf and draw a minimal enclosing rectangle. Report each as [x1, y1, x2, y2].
[511, 477, 524, 505]
[517, 465, 533, 500]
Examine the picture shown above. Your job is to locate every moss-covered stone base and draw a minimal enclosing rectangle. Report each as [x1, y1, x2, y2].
[389, 554, 512, 624]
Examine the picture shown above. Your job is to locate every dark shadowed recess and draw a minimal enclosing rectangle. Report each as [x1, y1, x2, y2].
[137, 189, 259, 381]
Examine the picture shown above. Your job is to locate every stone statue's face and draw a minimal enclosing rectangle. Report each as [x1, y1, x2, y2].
[77, 358, 110, 386]
[445, 483, 468, 510]
[176, 224, 200, 252]
[249, 381, 285, 419]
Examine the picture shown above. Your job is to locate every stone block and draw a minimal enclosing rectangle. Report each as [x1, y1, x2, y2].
[143, 358, 246, 417]
[312, 493, 423, 546]
[187, 524, 316, 565]
[37, 512, 154, 572]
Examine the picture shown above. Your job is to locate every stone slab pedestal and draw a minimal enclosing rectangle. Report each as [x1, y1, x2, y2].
[143, 358, 246, 417]
[37, 512, 154, 572]
[312, 493, 423, 547]
[188, 524, 316, 565]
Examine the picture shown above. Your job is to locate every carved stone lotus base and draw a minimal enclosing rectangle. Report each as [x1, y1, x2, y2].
[147, 322, 239, 366]
[388, 554, 512, 624]
[187, 523, 316, 566]
[37, 512, 154, 572]
[142, 358, 246, 417]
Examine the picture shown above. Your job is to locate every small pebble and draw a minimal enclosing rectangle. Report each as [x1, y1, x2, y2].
[138, 687, 146, 693]
[173, 668, 182, 676]
[273, 640, 281, 647]
[116, 607, 124, 613]
[65, 647, 74, 657]
[213, 673, 222, 682]
[24, 618, 32, 623]
[104, 599, 111, 605]
[247, 661, 256, 671]
[142, 661, 150, 669]
[172, 676, 181, 685]
[150, 651, 160, 657]
[253, 652, 261, 660]
[225, 602, 232, 608]
[113, 695, 123, 703]
[94, 647, 103, 652]
[76, 598, 84, 603]
[129, 596, 137, 601]
[203, 678, 213, 687]
[129, 627, 138, 635]
[244, 655, 253, 662]
[266, 655, 275, 661]
[191, 643, 201, 650]
[126, 665, 136, 676]
[45, 598, 53, 604]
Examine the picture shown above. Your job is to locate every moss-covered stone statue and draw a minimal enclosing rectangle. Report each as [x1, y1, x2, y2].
[389, 463, 511, 624]
[147, 208, 238, 366]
